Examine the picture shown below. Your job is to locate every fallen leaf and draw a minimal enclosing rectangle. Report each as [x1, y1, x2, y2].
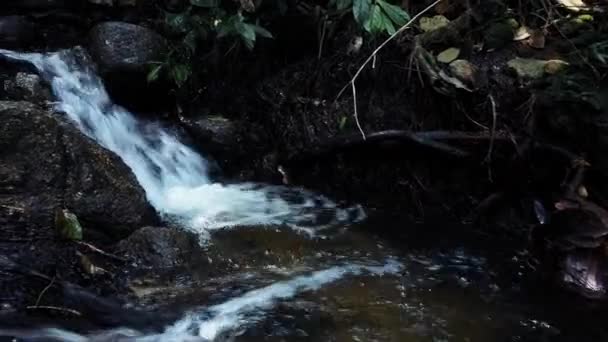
[436, 0, 450, 14]
[437, 47, 460, 63]
[507, 58, 548, 79]
[55, 209, 83, 241]
[544, 59, 569, 74]
[527, 29, 546, 49]
[420, 15, 450, 32]
[513, 26, 531, 41]
[555, 0, 589, 12]
[449, 59, 477, 86]
[78, 252, 108, 276]
[578, 185, 589, 198]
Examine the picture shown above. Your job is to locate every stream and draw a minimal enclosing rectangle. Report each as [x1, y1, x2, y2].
[0, 48, 607, 341]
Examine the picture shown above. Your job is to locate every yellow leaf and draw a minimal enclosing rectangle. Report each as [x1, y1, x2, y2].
[436, 47, 460, 63]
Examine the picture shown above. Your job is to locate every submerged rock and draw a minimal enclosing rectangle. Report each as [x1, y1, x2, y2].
[0, 101, 157, 240]
[116, 226, 204, 269]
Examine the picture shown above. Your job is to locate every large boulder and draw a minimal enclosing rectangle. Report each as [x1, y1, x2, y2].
[0, 101, 157, 240]
[88, 22, 169, 112]
[0, 16, 37, 48]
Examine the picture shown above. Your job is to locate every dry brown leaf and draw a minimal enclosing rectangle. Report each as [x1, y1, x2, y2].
[436, 0, 450, 14]
[513, 26, 531, 41]
[527, 29, 546, 49]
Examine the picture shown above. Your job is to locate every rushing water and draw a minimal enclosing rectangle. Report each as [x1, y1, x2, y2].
[0, 48, 364, 239]
[1, 48, 607, 341]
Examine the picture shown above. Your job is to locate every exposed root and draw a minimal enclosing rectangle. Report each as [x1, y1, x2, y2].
[25, 305, 82, 317]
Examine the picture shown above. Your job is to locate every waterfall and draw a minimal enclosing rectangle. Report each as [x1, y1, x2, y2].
[0, 48, 364, 239]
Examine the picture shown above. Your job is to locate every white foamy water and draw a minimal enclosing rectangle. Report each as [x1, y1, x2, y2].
[0, 48, 364, 238]
[0, 259, 403, 341]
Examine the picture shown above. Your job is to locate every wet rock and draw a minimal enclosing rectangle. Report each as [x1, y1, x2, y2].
[116, 226, 203, 268]
[0, 0, 66, 10]
[179, 114, 266, 176]
[0, 101, 157, 240]
[88, 22, 169, 112]
[3, 72, 51, 104]
[0, 16, 36, 48]
[88, 22, 167, 76]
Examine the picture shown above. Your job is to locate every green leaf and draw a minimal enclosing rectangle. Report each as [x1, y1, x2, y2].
[339, 116, 347, 130]
[353, 0, 371, 26]
[252, 24, 273, 39]
[382, 13, 396, 34]
[183, 30, 199, 53]
[165, 12, 190, 33]
[436, 47, 460, 64]
[171, 64, 192, 87]
[236, 22, 256, 49]
[147, 64, 163, 83]
[190, 0, 219, 7]
[377, 0, 409, 27]
[365, 4, 384, 34]
[55, 209, 83, 241]
[217, 15, 241, 38]
[336, 0, 353, 10]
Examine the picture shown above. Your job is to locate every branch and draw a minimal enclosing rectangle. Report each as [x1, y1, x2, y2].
[335, 0, 444, 138]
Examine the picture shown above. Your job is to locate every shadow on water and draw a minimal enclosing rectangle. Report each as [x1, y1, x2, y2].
[3, 213, 608, 341]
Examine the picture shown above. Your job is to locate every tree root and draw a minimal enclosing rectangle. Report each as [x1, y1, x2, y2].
[282, 129, 584, 166]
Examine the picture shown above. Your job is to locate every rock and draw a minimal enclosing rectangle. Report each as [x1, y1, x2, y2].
[0, 16, 36, 48]
[88, 22, 169, 112]
[116, 227, 204, 268]
[88, 0, 137, 6]
[88, 22, 167, 74]
[0, 101, 157, 240]
[0, 0, 66, 10]
[179, 115, 265, 174]
[3, 72, 52, 104]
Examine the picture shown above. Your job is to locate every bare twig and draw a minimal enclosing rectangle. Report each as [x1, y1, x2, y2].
[26, 305, 82, 316]
[35, 275, 56, 307]
[336, 0, 443, 139]
[75, 241, 126, 262]
[485, 95, 498, 162]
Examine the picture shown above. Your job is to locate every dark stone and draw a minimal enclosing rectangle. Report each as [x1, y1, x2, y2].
[2, 72, 52, 104]
[0, 0, 67, 10]
[88, 21, 167, 73]
[0, 16, 37, 48]
[0, 101, 157, 240]
[179, 114, 268, 178]
[87, 22, 170, 112]
[116, 226, 205, 268]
